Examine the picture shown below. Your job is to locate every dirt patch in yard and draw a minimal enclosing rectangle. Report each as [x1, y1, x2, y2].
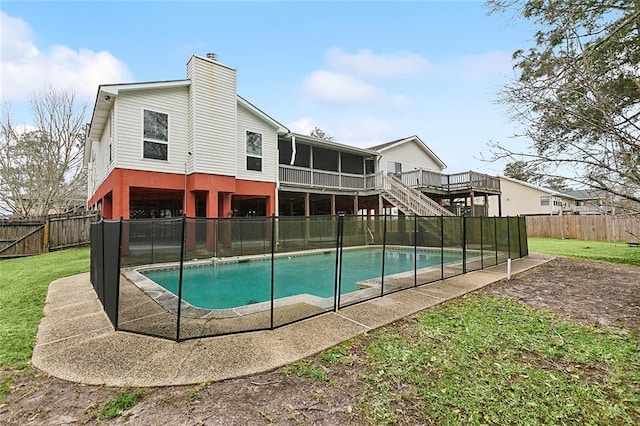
[1, 257, 639, 425]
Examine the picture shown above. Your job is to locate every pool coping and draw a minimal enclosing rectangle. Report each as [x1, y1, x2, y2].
[124, 245, 478, 319]
[31, 253, 553, 387]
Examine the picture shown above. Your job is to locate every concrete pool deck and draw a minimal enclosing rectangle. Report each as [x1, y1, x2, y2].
[32, 253, 552, 387]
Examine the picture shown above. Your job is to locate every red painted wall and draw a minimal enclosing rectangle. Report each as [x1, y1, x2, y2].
[88, 168, 276, 219]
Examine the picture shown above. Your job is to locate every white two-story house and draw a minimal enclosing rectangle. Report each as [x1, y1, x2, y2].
[85, 53, 499, 221]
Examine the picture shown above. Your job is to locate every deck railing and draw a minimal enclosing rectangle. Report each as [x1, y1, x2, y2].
[279, 165, 378, 191]
[399, 169, 500, 193]
[280, 165, 500, 194]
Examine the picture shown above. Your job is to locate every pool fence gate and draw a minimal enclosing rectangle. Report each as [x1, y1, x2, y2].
[90, 214, 528, 341]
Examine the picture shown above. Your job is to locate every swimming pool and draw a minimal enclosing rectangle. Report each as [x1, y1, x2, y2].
[133, 246, 463, 313]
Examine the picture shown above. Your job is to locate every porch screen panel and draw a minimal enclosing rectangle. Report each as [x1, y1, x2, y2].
[313, 147, 339, 172]
[293, 144, 310, 168]
[341, 153, 364, 174]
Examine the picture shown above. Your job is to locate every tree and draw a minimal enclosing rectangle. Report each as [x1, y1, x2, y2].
[0, 88, 87, 217]
[488, 0, 640, 207]
[309, 127, 335, 141]
[503, 160, 543, 184]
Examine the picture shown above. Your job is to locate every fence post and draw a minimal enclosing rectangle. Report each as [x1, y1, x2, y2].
[413, 215, 417, 288]
[43, 217, 50, 252]
[337, 215, 345, 310]
[480, 216, 484, 269]
[176, 216, 186, 341]
[462, 215, 467, 274]
[114, 218, 123, 330]
[440, 215, 444, 280]
[270, 215, 275, 329]
[517, 216, 523, 259]
[494, 216, 498, 265]
[381, 213, 387, 297]
[507, 216, 511, 261]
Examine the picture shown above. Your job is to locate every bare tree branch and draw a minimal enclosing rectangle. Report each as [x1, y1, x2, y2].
[0, 87, 87, 217]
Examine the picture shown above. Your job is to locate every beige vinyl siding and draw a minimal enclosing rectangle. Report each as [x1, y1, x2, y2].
[489, 178, 567, 216]
[115, 87, 189, 174]
[188, 56, 237, 176]
[379, 142, 443, 174]
[236, 103, 278, 182]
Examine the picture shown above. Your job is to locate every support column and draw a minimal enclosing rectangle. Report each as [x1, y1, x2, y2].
[353, 195, 358, 216]
[304, 192, 310, 216]
[498, 195, 503, 217]
[378, 194, 384, 215]
[185, 190, 196, 217]
[470, 191, 475, 217]
[222, 193, 232, 248]
[331, 194, 336, 215]
[206, 190, 218, 253]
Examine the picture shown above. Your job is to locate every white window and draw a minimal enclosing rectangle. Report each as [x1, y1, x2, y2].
[143, 109, 168, 161]
[246, 131, 262, 171]
[540, 196, 550, 206]
[387, 161, 402, 174]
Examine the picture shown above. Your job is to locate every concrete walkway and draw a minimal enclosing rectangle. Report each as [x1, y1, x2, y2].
[32, 254, 552, 387]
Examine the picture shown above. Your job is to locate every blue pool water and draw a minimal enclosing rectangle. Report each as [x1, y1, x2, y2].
[142, 247, 462, 310]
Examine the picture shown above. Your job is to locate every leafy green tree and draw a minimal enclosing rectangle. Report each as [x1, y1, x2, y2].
[489, 0, 640, 206]
[309, 127, 335, 141]
[0, 88, 87, 216]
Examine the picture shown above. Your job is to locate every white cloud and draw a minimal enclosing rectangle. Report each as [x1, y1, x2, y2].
[336, 116, 395, 148]
[326, 47, 434, 79]
[304, 70, 382, 104]
[450, 50, 513, 82]
[287, 116, 317, 135]
[0, 12, 133, 101]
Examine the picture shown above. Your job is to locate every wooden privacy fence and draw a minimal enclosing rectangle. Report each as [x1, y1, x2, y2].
[525, 215, 640, 242]
[0, 212, 99, 258]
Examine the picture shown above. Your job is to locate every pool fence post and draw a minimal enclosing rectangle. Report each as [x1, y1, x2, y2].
[270, 215, 275, 329]
[413, 215, 417, 288]
[151, 220, 155, 265]
[381, 213, 387, 297]
[517, 216, 523, 259]
[440, 215, 444, 280]
[333, 215, 341, 311]
[494, 216, 498, 265]
[176, 216, 186, 341]
[100, 219, 106, 317]
[114, 218, 123, 330]
[462, 215, 467, 274]
[507, 216, 511, 263]
[336, 214, 345, 310]
[480, 216, 484, 270]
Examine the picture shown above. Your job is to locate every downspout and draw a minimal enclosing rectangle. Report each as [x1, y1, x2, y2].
[290, 134, 296, 165]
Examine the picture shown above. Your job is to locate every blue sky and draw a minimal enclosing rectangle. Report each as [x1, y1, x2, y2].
[1, 1, 534, 173]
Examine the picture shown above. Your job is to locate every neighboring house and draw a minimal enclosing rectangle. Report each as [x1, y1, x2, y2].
[488, 176, 576, 216]
[84, 53, 496, 220]
[562, 189, 614, 215]
[369, 136, 446, 176]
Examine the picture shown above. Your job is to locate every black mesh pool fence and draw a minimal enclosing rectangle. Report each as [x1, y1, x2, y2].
[89, 215, 528, 341]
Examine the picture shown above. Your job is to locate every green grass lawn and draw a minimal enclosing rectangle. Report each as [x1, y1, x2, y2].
[354, 295, 640, 424]
[0, 248, 90, 368]
[528, 237, 640, 266]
